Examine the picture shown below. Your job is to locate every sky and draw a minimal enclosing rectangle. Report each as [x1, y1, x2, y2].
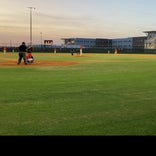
[1, 0, 156, 46]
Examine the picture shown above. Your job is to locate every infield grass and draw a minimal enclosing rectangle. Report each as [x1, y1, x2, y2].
[0, 53, 156, 135]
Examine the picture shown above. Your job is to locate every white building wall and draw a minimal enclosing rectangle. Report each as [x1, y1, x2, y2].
[144, 32, 156, 49]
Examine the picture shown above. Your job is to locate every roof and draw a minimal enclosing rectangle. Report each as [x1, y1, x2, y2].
[144, 31, 156, 33]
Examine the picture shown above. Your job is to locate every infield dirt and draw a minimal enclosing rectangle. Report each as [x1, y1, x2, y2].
[0, 60, 78, 67]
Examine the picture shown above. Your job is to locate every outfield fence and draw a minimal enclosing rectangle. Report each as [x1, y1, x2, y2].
[1, 47, 156, 54]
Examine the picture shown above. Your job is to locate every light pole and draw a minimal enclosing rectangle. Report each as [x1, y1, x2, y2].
[28, 7, 35, 47]
[40, 32, 43, 48]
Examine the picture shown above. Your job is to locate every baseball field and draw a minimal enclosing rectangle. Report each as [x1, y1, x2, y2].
[0, 52, 156, 135]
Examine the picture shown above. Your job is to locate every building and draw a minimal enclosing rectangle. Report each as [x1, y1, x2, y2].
[144, 31, 156, 49]
[132, 37, 147, 49]
[62, 36, 146, 49]
[96, 39, 112, 48]
[112, 38, 133, 49]
[112, 37, 146, 49]
[61, 38, 96, 48]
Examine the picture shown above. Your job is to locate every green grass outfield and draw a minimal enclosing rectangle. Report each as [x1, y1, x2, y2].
[0, 53, 156, 135]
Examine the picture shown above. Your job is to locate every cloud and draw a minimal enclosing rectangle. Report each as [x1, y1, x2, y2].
[33, 11, 97, 33]
[36, 11, 94, 22]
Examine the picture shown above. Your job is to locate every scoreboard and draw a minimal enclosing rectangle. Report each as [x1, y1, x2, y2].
[44, 40, 53, 45]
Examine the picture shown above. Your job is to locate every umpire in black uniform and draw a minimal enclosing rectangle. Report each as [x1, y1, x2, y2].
[17, 42, 28, 65]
